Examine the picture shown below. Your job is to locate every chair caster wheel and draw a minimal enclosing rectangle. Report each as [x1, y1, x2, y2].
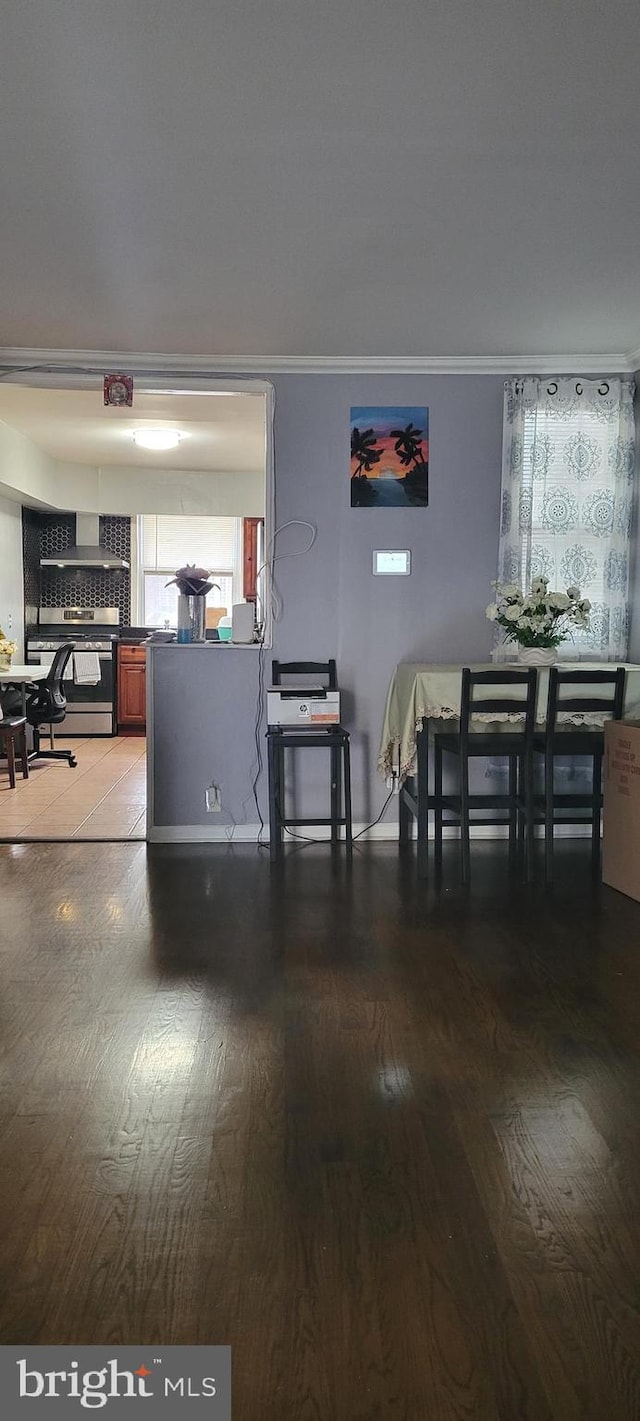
[69, 756, 77, 768]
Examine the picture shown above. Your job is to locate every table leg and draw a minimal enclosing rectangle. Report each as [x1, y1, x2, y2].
[19, 685, 37, 763]
[330, 741, 340, 845]
[267, 733, 282, 863]
[399, 777, 412, 843]
[417, 718, 429, 879]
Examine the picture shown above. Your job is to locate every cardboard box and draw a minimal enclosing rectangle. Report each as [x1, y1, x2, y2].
[602, 720, 640, 900]
[206, 606, 227, 629]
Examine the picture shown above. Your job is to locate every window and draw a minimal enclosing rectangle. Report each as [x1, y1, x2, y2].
[139, 515, 241, 627]
[498, 377, 635, 660]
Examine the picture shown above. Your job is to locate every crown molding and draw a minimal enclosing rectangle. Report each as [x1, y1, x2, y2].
[0, 345, 635, 377]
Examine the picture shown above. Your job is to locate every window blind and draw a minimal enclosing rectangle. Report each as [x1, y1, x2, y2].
[140, 515, 236, 572]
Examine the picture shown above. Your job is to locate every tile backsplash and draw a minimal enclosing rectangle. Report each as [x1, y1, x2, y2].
[22, 508, 40, 629]
[23, 511, 132, 626]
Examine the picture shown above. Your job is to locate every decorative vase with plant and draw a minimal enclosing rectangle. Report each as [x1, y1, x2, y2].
[165, 565, 221, 643]
[486, 577, 591, 664]
[0, 629, 17, 670]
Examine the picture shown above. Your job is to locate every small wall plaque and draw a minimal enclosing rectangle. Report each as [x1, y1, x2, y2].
[104, 373, 134, 407]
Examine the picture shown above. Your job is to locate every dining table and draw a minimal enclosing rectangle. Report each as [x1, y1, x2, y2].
[0, 664, 48, 716]
[378, 660, 640, 875]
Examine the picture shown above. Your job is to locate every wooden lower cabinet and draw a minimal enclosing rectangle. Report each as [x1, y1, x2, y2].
[117, 645, 146, 730]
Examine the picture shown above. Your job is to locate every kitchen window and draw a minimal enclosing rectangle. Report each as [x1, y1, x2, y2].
[138, 514, 242, 627]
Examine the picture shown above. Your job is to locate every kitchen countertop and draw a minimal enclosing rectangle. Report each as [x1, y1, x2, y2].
[117, 627, 155, 644]
[26, 625, 225, 645]
[119, 629, 229, 644]
[27, 625, 153, 644]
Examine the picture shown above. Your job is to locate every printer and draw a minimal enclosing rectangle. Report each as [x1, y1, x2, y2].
[266, 684, 341, 727]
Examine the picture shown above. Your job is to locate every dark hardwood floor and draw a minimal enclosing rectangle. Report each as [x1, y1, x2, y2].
[1, 838, 640, 1418]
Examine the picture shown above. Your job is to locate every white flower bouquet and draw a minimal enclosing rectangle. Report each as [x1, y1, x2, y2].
[0, 628, 17, 666]
[486, 577, 591, 650]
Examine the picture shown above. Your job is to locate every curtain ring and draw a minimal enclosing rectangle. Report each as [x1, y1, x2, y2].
[598, 382, 610, 396]
[546, 382, 558, 395]
[575, 382, 583, 395]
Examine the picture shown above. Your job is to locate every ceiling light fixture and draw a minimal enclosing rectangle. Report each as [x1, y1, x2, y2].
[132, 428, 183, 451]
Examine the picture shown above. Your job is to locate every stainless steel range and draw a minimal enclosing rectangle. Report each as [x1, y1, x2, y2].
[27, 607, 119, 736]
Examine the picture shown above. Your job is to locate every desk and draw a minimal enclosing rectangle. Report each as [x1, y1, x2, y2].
[379, 661, 640, 876]
[0, 665, 48, 717]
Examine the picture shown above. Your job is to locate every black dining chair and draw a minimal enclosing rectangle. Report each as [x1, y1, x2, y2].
[533, 666, 626, 883]
[0, 712, 29, 787]
[433, 667, 538, 885]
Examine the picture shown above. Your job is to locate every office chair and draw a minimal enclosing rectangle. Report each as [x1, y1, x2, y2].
[533, 666, 626, 883]
[266, 659, 352, 861]
[433, 667, 538, 884]
[5, 643, 78, 768]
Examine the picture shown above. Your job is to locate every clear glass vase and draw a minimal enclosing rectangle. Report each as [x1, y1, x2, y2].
[177, 593, 206, 643]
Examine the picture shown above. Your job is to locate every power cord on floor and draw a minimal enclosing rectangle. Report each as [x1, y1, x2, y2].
[352, 787, 395, 842]
[272, 787, 396, 854]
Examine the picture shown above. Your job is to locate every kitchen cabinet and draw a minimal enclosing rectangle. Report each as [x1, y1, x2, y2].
[117, 644, 146, 729]
[243, 517, 263, 602]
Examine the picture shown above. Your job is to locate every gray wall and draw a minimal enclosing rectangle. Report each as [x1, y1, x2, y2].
[151, 373, 504, 831]
[0, 493, 24, 658]
[272, 374, 503, 824]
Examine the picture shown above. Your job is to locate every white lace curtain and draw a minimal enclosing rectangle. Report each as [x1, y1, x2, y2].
[498, 376, 636, 661]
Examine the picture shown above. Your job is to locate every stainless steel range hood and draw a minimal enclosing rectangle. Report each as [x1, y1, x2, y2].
[40, 514, 129, 569]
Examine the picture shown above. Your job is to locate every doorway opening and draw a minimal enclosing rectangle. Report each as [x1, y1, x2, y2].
[0, 363, 273, 841]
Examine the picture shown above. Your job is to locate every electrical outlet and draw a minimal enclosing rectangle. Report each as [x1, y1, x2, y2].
[205, 784, 222, 813]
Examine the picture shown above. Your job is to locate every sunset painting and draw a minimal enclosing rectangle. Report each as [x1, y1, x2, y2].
[350, 406, 429, 507]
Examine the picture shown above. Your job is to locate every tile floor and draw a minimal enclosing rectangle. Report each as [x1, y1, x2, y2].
[0, 736, 146, 840]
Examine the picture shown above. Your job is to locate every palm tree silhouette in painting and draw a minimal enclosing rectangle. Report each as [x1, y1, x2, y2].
[351, 426, 382, 505]
[390, 423, 423, 467]
[389, 422, 429, 505]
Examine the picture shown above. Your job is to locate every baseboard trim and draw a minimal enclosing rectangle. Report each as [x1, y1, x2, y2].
[147, 821, 593, 844]
[148, 824, 263, 843]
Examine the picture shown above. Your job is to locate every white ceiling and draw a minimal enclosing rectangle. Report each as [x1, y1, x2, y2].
[1, 0, 640, 365]
[0, 386, 266, 471]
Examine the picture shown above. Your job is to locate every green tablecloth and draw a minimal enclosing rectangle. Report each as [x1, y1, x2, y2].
[378, 662, 640, 782]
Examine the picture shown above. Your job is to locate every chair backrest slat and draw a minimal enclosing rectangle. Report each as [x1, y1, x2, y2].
[546, 666, 626, 735]
[460, 667, 537, 744]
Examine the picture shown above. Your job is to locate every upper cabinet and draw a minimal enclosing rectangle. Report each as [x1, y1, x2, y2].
[243, 518, 264, 602]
